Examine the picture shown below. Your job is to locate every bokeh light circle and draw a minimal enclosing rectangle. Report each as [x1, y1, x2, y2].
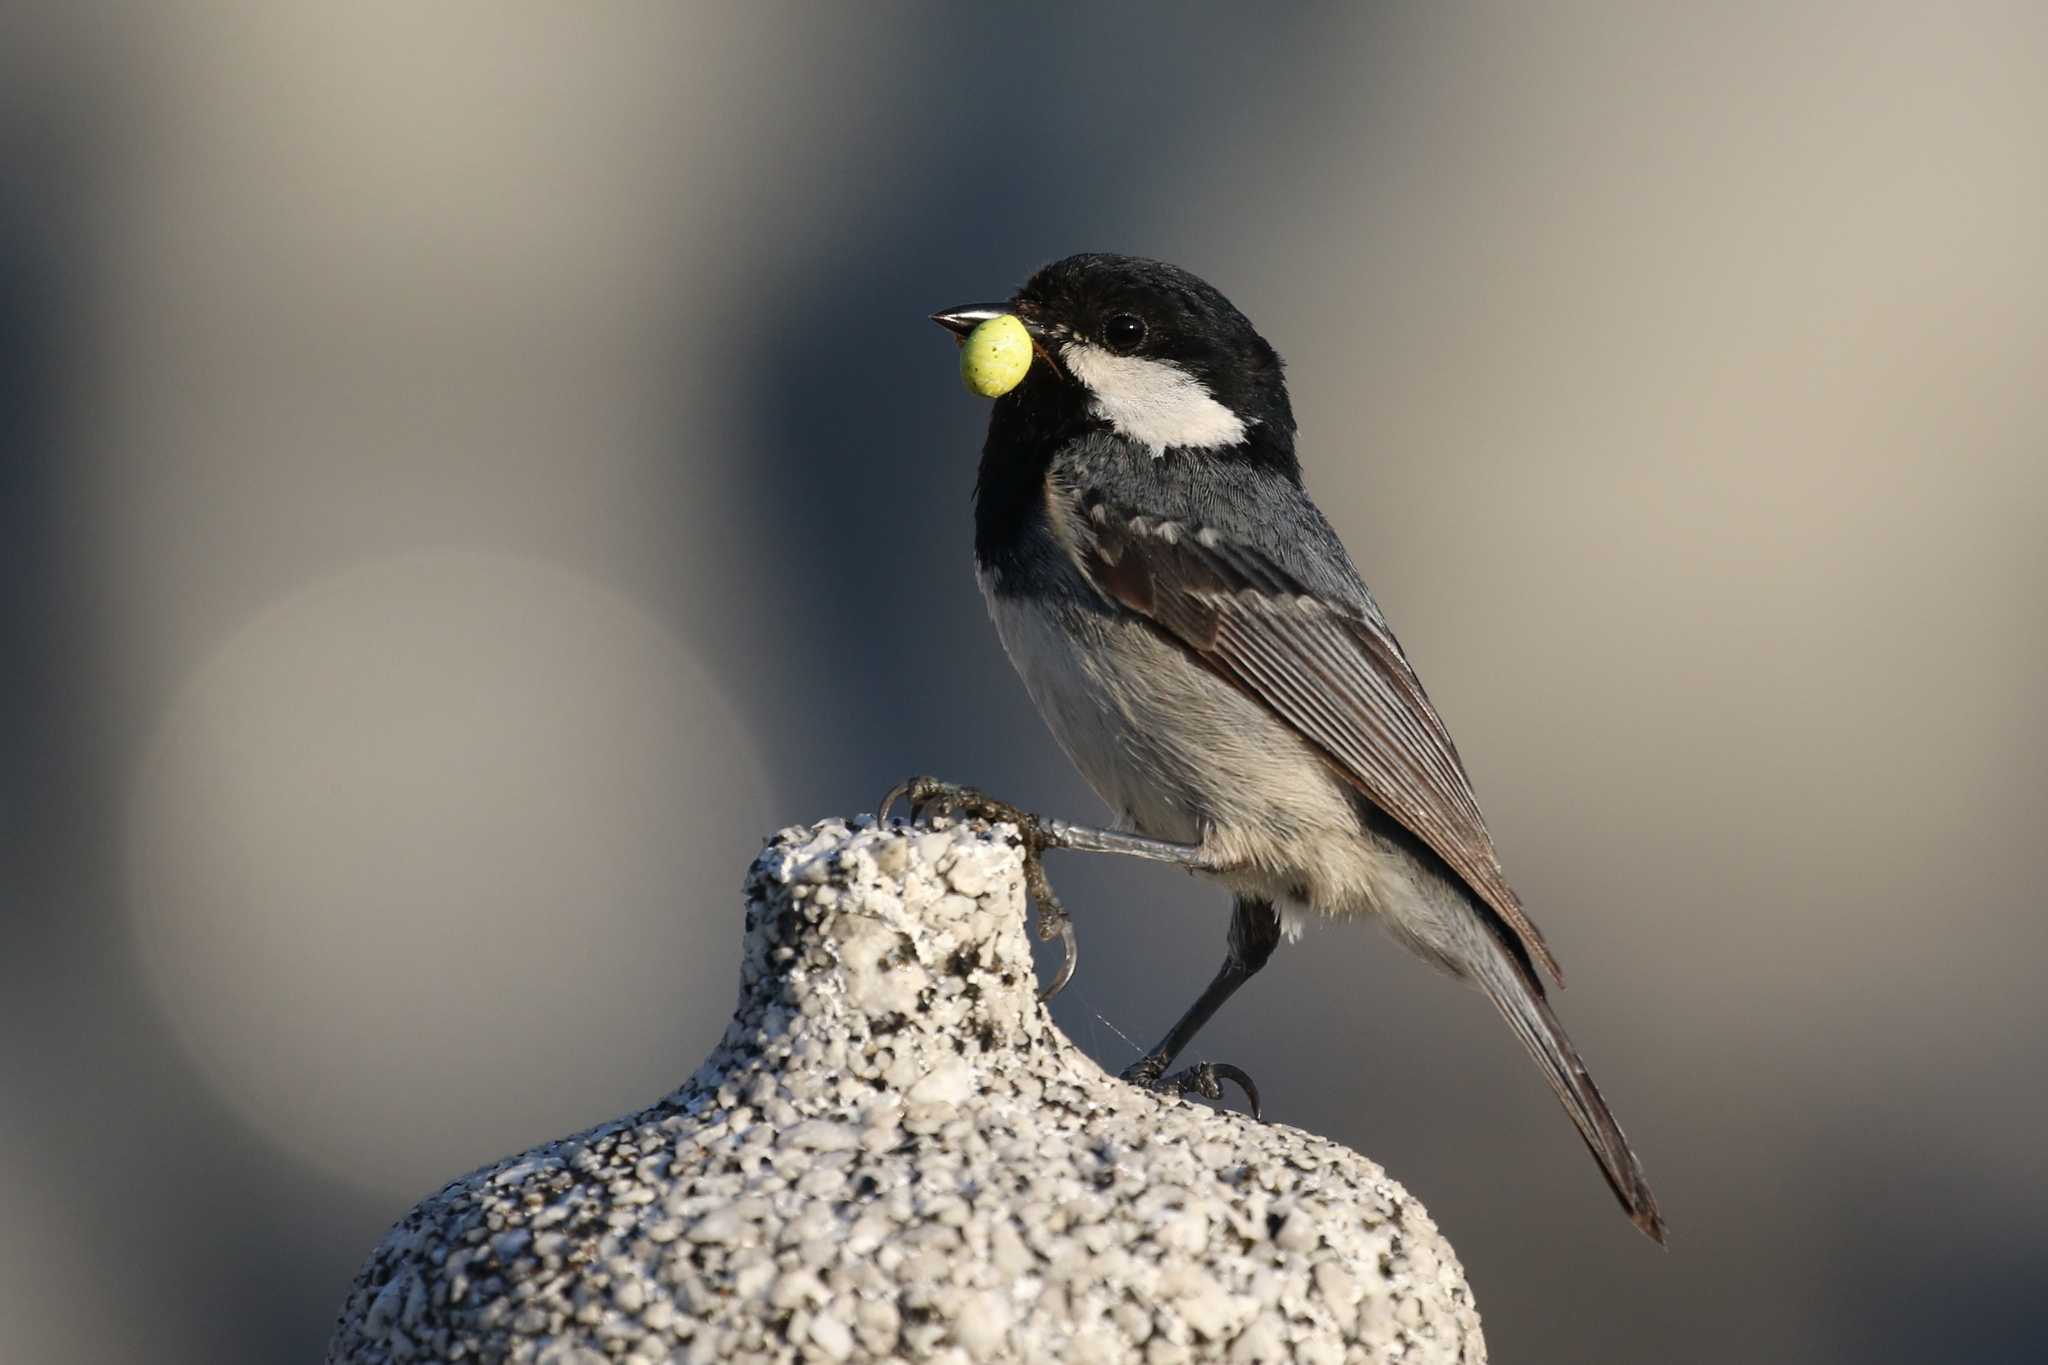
[126, 551, 775, 1195]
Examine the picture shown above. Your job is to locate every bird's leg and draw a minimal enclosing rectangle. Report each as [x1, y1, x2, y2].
[875, 777, 1223, 1005]
[1120, 897, 1281, 1121]
[877, 777, 1077, 1002]
[874, 779, 1269, 1117]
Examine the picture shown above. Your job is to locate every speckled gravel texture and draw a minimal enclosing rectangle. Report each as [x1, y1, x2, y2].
[328, 818, 1486, 1364]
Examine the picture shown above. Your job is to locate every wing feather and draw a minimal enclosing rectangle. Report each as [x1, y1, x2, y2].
[1082, 499, 1564, 986]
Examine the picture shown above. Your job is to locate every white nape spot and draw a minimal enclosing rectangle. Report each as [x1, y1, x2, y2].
[1196, 526, 1221, 548]
[1061, 341, 1250, 455]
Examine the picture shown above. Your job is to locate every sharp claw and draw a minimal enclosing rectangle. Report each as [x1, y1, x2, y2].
[1122, 1060, 1264, 1121]
[1021, 847, 1075, 1003]
[1038, 915, 1078, 1003]
[876, 778, 915, 826]
[874, 776, 1078, 1003]
[1204, 1063, 1264, 1122]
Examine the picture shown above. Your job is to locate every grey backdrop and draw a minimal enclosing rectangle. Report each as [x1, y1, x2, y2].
[4, 4, 2044, 1363]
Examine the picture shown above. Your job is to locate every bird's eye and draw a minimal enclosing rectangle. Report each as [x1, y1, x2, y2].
[1102, 314, 1146, 354]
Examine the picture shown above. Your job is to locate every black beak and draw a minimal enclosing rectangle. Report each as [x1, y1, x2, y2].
[930, 302, 1013, 338]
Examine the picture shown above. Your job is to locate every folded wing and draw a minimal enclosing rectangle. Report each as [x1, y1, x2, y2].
[1076, 493, 1564, 987]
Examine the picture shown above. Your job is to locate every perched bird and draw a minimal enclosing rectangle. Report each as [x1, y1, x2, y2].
[901, 252, 1664, 1243]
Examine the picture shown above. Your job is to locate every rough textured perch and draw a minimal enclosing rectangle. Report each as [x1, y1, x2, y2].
[327, 818, 1486, 1363]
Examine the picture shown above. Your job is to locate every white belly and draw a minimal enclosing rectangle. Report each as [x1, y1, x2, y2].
[981, 578, 1407, 934]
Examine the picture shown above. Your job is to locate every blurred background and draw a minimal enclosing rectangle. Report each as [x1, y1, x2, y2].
[4, 3, 2044, 1361]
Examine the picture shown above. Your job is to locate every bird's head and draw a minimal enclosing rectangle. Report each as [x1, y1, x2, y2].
[934, 253, 1296, 472]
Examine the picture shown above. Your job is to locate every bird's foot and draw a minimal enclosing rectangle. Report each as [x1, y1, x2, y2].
[876, 776, 1077, 1003]
[1121, 1055, 1264, 1122]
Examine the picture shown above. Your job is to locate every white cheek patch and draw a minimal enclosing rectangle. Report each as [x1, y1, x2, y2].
[1060, 342, 1250, 455]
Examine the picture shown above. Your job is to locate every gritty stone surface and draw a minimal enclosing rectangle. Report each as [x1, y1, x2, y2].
[327, 818, 1486, 1364]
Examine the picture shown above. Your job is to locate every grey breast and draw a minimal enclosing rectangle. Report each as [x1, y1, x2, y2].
[982, 566, 1348, 857]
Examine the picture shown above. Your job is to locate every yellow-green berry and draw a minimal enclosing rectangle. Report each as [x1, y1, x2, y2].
[959, 314, 1034, 397]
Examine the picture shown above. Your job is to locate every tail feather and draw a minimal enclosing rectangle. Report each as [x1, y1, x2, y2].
[1474, 943, 1667, 1244]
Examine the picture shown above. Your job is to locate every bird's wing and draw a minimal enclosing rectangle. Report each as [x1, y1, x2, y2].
[1074, 491, 1564, 987]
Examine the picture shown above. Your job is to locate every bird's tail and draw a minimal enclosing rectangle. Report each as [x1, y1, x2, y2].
[1472, 936, 1667, 1244]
